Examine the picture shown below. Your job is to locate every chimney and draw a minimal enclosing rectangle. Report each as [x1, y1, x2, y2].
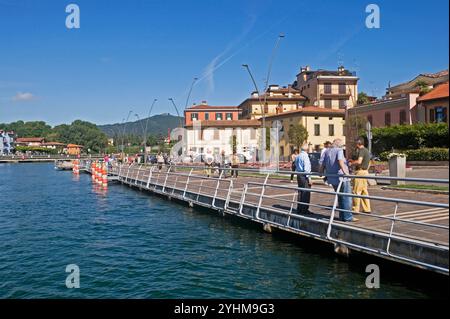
[338, 65, 345, 73]
[201, 100, 207, 105]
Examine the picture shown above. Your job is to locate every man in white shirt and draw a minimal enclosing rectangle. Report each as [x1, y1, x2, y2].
[294, 143, 312, 215]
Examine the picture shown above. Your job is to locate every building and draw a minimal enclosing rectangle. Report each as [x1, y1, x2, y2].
[15, 137, 45, 147]
[294, 65, 359, 109]
[42, 142, 66, 152]
[66, 144, 84, 156]
[386, 69, 448, 97]
[265, 106, 346, 158]
[184, 102, 241, 127]
[184, 119, 261, 159]
[417, 82, 449, 125]
[238, 85, 306, 120]
[349, 93, 420, 128]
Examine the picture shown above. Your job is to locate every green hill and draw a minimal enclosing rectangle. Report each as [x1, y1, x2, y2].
[99, 113, 184, 137]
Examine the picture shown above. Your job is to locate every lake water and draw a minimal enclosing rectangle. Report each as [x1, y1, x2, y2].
[0, 163, 444, 298]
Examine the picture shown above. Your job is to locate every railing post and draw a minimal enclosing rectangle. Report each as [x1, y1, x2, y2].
[212, 170, 224, 208]
[162, 166, 172, 193]
[125, 164, 132, 183]
[239, 184, 248, 215]
[255, 173, 270, 220]
[326, 180, 343, 240]
[136, 164, 143, 185]
[224, 179, 234, 212]
[146, 166, 155, 189]
[386, 202, 399, 256]
[287, 191, 297, 228]
[183, 168, 194, 199]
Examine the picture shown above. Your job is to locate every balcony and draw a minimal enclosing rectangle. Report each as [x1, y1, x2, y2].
[320, 89, 351, 99]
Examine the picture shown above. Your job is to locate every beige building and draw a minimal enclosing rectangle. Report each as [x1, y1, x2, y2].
[386, 69, 448, 98]
[184, 120, 261, 160]
[265, 107, 346, 159]
[294, 65, 359, 109]
[239, 85, 306, 120]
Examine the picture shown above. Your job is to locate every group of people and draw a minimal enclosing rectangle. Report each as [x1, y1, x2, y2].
[291, 137, 372, 223]
[204, 150, 241, 179]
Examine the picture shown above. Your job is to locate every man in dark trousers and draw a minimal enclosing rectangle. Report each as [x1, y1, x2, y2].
[294, 143, 312, 215]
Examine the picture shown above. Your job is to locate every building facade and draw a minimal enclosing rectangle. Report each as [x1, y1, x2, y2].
[15, 137, 45, 147]
[184, 103, 241, 127]
[294, 65, 359, 109]
[184, 119, 261, 159]
[349, 93, 420, 128]
[386, 69, 448, 98]
[265, 107, 346, 158]
[417, 82, 449, 125]
[239, 85, 306, 120]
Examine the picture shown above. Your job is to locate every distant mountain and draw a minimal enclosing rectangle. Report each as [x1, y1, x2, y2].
[99, 113, 184, 137]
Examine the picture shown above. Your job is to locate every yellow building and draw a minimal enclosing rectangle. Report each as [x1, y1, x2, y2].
[239, 85, 306, 119]
[294, 65, 359, 109]
[265, 106, 346, 158]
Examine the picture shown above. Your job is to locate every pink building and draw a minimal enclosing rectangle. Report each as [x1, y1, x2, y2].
[349, 93, 420, 127]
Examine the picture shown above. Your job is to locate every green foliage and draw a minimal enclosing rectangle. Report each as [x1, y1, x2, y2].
[379, 148, 449, 161]
[415, 80, 432, 95]
[357, 92, 370, 105]
[369, 123, 449, 154]
[1, 120, 109, 153]
[15, 146, 58, 154]
[288, 124, 308, 150]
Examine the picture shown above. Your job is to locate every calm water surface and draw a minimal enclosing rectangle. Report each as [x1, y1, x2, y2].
[0, 163, 443, 298]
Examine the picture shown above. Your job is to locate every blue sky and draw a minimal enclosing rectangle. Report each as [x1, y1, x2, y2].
[0, 0, 448, 126]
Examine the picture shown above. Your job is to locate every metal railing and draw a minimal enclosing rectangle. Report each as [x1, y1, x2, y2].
[100, 163, 449, 274]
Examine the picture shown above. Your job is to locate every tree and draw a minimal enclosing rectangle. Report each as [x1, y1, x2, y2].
[415, 80, 432, 95]
[288, 124, 308, 150]
[357, 92, 370, 105]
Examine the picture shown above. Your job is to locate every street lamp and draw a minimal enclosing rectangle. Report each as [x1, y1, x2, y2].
[168, 98, 183, 128]
[142, 99, 158, 163]
[121, 110, 133, 158]
[184, 77, 198, 110]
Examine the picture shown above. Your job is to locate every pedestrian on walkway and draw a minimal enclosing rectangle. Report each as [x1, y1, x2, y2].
[290, 149, 299, 183]
[319, 141, 332, 186]
[205, 150, 214, 178]
[294, 143, 312, 215]
[231, 151, 240, 178]
[156, 152, 164, 172]
[349, 137, 372, 214]
[319, 139, 357, 222]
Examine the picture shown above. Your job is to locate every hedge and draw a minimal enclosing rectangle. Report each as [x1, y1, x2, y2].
[369, 123, 448, 154]
[379, 148, 449, 161]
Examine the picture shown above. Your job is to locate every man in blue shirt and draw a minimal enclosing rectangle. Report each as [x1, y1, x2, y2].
[294, 143, 312, 215]
[319, 139, 357, 222]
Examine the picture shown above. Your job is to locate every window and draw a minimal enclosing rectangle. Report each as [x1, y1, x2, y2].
[385, 112, 391, 126]
[213, 129, 220, 140]
[328, 124, 335, 136]
[399, 110, 407, 125]
[339, 99, 347, 109]
[191, 113, 198, 120]
[367, 115, 373, 126]
[215, 113, 223, 121]
[280, 146, 284, 157]
[434, 107, 448, 123]
[324, 99, 332, 109]
[204, 113, 210, 121]
[324, 83, 332, 94]
[339, 83, 346, 94]
[314, 116, 319, 120]
[314, 124, 320, 136]
[226, 113, 233, 120]
[329, 117, 333, 120]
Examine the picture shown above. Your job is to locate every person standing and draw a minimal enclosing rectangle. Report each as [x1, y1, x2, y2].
[294, 143, 312, 215]
[319, 141, 332, 186]
[156, 152, 164, 172]
[319, 139, 357, 222]
[290, 149, 299, 183]
[349, 137, 372, 214]
[219, 150, 228, 178]
[230, 151, 239, 178]
[204, 150, 214, 178]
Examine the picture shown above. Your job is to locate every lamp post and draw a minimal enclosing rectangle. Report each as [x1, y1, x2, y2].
[141, 99, 158, 163]
[121, 110, 133, 159]
[184, 77, 198, 110]
[168, 98, 183, 128]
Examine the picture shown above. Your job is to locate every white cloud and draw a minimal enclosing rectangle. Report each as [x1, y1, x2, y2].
[12, 92, 36, 102]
